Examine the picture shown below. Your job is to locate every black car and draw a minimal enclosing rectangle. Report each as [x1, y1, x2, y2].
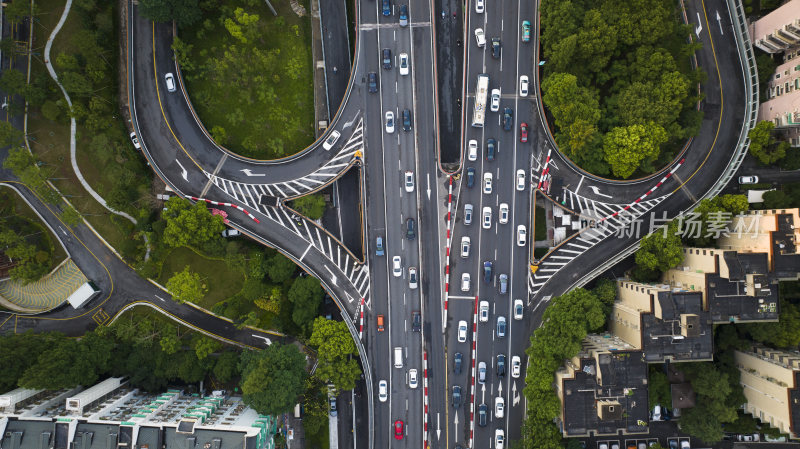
[412, 311, 421, 332]
[486, 138, 496, 161]
[402, 109, 412, 131]
[478, 403, 487, 427]
[496, 354, 506, 377]
[452, 385, 462, 408]
[454, 352, 463, 375]
[466, 167, 475, 188]
[382, 48, 392, 69]
[382, 0, 391, 16]
[503, 107, 513, 131]
[368, 72, 378, 93]
[483, 260, 493, 284]
[491, 38, 501, 58]
[406, 218, 416, 240]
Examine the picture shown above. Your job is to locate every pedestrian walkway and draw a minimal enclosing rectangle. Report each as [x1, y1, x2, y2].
[0, 259, 87, 311]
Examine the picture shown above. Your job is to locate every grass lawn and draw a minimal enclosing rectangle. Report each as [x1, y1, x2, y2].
[0, 185, 67, 269]
[158, 247, 245, 310]
[534, 206, 547, 241]
[179, 0, 315, 159]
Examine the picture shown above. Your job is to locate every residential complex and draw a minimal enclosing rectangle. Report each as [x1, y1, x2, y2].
[555, 334, 649, 437]
[735, 345, 800, 438]
[0, 378, 277, 449]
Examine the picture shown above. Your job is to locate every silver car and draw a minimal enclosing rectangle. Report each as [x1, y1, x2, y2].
[392, 256, 402, 277]
[461, 236, 471, 258]
[457, 320, 468, 342]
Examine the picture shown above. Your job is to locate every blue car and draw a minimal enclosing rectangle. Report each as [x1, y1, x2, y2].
[399, 4, 408, 26]
[376, 236, 384, 256]
[382, 0, 391, 16]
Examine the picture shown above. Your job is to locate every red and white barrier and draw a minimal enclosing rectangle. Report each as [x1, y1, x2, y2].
[185, 196, 261, 224]
[535, 147, 552, 191]
[358, 298, 364, 340]
[599, 158, 686, 222]
[443, 176, 454, 324]
[469, 295, 478, 448]
[423, 351, 429, 449]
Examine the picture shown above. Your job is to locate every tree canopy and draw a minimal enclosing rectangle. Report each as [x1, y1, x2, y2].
[634, 221, 684, 274]
[288, 276, 324, 331]
[162, 197, 225, 249]
[239, 344, 308, 415]
[308, 317, 362, 391]
[748, 121, 789, 166]
[166, 267, 207, 304]
[139, 0, 202, 28]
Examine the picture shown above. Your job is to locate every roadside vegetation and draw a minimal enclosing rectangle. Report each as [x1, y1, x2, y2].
[0, 186, 66, 283]
[168, 0, 315, 159]
[539, 0, 704, 179]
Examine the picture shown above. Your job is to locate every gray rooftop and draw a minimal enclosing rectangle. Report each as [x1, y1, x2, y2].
[641, 291, 713, 362]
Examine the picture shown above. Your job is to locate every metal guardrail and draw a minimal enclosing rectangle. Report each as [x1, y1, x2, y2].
[565, 0, 759, 292]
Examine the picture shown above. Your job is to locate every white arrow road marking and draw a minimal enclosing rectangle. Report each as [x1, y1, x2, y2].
[240, 169, 266, 177]
[498, 382, 503, 395]
[482, 383, 486, 403]
[513, 381, 520, 406]
[175, 160, 188, 181]
[588, 185, 613, 199]
[343, 110, 360, 129]
[437, 413, 441, 440]
[454, 413, 459, 442]
[324, 266, 338, 285]
[716, 10, 723, 34]
[427, 174, 431, 200]
[251, 334, 272, 345]
[695, 12, 703, 36]
[154, 295, 166, 302]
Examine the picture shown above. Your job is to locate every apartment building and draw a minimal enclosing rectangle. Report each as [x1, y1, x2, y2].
[717, 209, 800, 279]
[0, 379, 277, 449]
[750, 0, 800, 54]
[662, 247, 779, 323]
[735, 345, 800, 438]
[555, 334, 649, 437]
[609, 281, 713, 363]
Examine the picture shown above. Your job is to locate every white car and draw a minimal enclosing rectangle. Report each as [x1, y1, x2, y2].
[378, 380, 388, 402]
[460, 236, 470, 258]
[517, 225, 527, 246]
[464, 203, 473, 224]
[499, 203, 509, 224]
[408, 369, 418, 388]
[399, 53, 409, 76]
[739, 175, 759, 184]
[129, 132, 141, 149]
[495, 396, 504, 418]
[516, 169, 526, 191]
[511, 355, 521, 378]
[495, 430, 505, 449]
[461, 273, 471, 292]
[408, 267, 418, 289]
[457, 320, 468, 342]
[519, 75, 529, 97]
[475, 0, 484, 13]
[385, 111, 395, 133]
[479, 300, 489, 322]
[404, 170, 415, 192]
[483, 172, 493, 194]
[322, 130, 340, 150]
[482, 206, 492, 229]
[513, 299, 523, 320]
[392, 256, 402, 277]
[474, 28, 486, 47]
[164, 72, 176, 92]
[468, 139, 478, 161]
[490, 88, 501, 112]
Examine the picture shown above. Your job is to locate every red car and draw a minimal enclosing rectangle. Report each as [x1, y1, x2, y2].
[519, 122, 529, 143]
[394, 420, 404, 440]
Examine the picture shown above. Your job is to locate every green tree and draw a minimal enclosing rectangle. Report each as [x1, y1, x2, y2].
[40, 100, 62, 122]
[591, 278, 617, 315]
[0, 120, 23, 148]
[267, 253, 298, 283]
[288, 276, 323, 331]
[748, 121, 788, 165]
[635, 221, 684, 273]
[648, 368, 671, 407]
[301, 377, 329, 436]
[139, 0, 202, 28]
[60, 72, 93, 97]
[0, 332, 62, 391]
[308, 317, 362, 391]
[213, 351, 241, 383]
[166, 267, 207, 304]
[162, 197, 225, 248]
[60, 206, 82, 226]
[192, 335, 222, 360]
[239, 344, 308, 415]
[291, 194, 326, 220]
[0, 68, 26, 95]
[541, 73, 602, 163]
[5, 0, 34, 25]
[603, 122, 668, 178]
[762, 190, 792, 209]
[685, 195, 749, 246]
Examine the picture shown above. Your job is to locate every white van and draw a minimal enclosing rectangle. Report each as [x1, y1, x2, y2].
[394, 347, 403, 368]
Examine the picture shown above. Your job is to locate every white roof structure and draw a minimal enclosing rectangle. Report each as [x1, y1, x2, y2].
[66, 377, 125, 414]
[0, 388, 43, 411]
[66, 282, 99, 309]
[747, 189, 775, 204]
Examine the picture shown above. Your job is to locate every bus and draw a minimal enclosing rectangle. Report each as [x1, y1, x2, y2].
[471, 74, 490, 128]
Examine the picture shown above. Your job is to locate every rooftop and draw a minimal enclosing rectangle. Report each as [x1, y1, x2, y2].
[640, 291, 713, 363]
